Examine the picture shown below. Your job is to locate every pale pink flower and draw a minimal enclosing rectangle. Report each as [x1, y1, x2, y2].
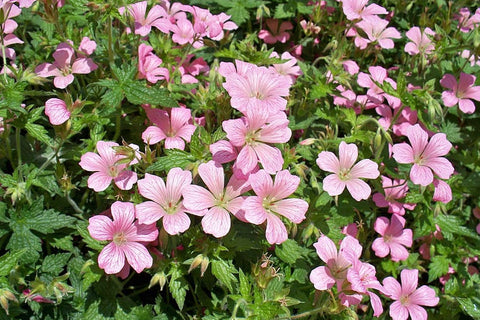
[242, 170, 308, 244]
[454, 8, 480, 33]
[222, 107, 291, 176]
[372, 214, 412, 262]
[357, 66, 401, 107]
[35, 42, 97, 89]
[316, 141, 379, 201]
[182, 161, 251, 237]
[340, 0, 388, 21]
[118, 1, 166, 36]
[171, 18, 196, 46]
[222, 62, 292, 115]
[440, 72, 480, 114]
[258, 19, 293, 44]
[142, 106, 196, 150]
[372, 176, 415, 216]
[88, 201, 158, 274]
[136, 169, 197, 235]
[270, 51, 302, 86]
[78, 37, 96, 56]
[176, 54, 209, 84]
[0, 34, 23, 61]
[45, 98, 70, 125]
[375, 104, 418, 136]
[347, 260, 384, 317]
[391, 124, 454, 186]
[79, 141, 138, 192]
[382, 269, 439, 320]
[404, 27, 435, 56]
[309, 235, 362, 290]
[138, 43, 169, 83]
[354, 16, 401, 49]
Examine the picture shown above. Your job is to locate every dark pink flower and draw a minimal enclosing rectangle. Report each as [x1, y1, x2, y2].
[372, 214, 412, 262]
[138, 43, 169, 83]
[258, 19, 293, 44]
[372, 176, 415, 215]
[440, 72, 480, 114]
[45, 98, 70, 125]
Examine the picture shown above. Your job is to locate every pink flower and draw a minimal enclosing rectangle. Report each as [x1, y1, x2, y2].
[391, 124, 454, 186]
[454, 8, 480, 33]
[309, 235, 362, 290]
[404, 27, 435, 56]
[138, 43, 169, 83]
[88, 201, 158, 274]
[354, 16, 401, 49]
[372, 214, 412, 262]
[171, 18, 196, 46]
[35, 42, 98, 89]
[79, 141, 138, 192]
[347, 260, 384, 317]
[269, 51, 302, 86]
[258, 19, 293, 44]
[222, 61, 292, 115]
[0, 34, 24, 61]
[372, 176, 415, 216]
[136, 169, 196, 235]
[440, 72, 480, 114]
[316, 141, 379, 201]
[243, 170, 308, 244]
[340, 0, 388, 21]
[78, 37, 97, 56]
[182, 161, 251, 237]
[375, 104, 418, 136]
[142, 106, 196, 150]
[382, 269, 439, 320]
[432, 179, 452, 203]
[118, 1, 166, 36]
[222, 107, 291, 176]
[357, 66, 401, 107]
[44, 98, 70, 125]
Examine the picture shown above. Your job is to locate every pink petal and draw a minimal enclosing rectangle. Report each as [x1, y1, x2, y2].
[249, 169, 273, 198]
[310, 266, 335, 290]
[265, 214, 288, 244]
[170, 107, 192, 132]
[72, 58, 98, 74]
[400, 269, 419, 295]
[458, 98, 476, 114]
[236, 145, 258, 175]
[368, 292, 384, 317]
[98, 242, 125, 274]
[389, 301, 409, 320]
[409, 285, 440, 307]
[349, 159, 379, 179]
[410, 164, 433, 186]
[372, 237, 390, 258]
[165, 136, 185, 150]
[202, 207, 231, 238]
[426, 157, 454, 179]
[423, 133, 452, 158]
[271, 198, 308, 223]
[313, 235, 338, 263]
[137, 173, 167, 205]
[407, 124, 428, 158]
[316, 151, 340, 173]
[210, 140, 237, 164]
[322, 174, 346, 196]
[166, 168, 192, 204]
[54, 74, 74, 89]
[130, 222, 158, 242]
[345, 178, 372, 201]
[441, 91, 459, 107]
[440, 74, 457, 90]
[433, 179, 452, 203]
[406, 304, 428, 320]
[254, 143, 283, 174]
[272, 170, 300, 199]
[114, 170, 137, 190]
[338, 141, 358, 170]
[135, 201, 166, 224]
[389, 242, 410, 261]
[162, 211, 190, 235]
[243, 196, 268, 224]
[45, 98, 70, 125]
[111, 201, 135, 225]
[392, 143, 415, 164]
[87, 171, 112, 192]
[198, 161, 224, 197]
[182, 185, 215, 211]
[374, 216, 390, 235]
[382, 277, 402, 300]
[88, 215, 114, 241]
[122, 242, 153, 273]
[79, 152, 105, 172]
[142, 126, 166, 145]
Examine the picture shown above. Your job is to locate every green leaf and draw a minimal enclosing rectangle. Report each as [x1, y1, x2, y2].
[123, 82, 177, 107]
[275, 239, 304, 264]
[238, 269, 251, 299]
[101, 87, 124, 108]
[274, 3, 296, 18]
[428, 255, 450, 282]
[146, 149, 196, 173]
[168, 263, 188, 310]
[0, 249, 27, 276]
[227, 6, 250, 25]
[25, 123, 52, 145]
[77, 221, 104, 251]
[6, 224, 41, 264]
[41, 253, 72, 275]
[25, 208, 76, 233]
[211, 259, 238, 292]
[435, 214, 480, 240]
[457, 297, 480, 319]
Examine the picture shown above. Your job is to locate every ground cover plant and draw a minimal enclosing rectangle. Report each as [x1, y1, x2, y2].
[1, 0, 480, 319]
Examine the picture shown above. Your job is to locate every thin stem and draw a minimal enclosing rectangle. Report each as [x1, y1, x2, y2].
[15, 126, 22, 167]
[66, 192, 83, 215]
[276, 307, 324, 319]
[231, 298, 247, 319]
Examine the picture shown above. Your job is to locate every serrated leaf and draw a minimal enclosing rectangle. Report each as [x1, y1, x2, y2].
[435, 214, 480, 239]
[0, 249, 27, 276]
[227, 6, 249, 25]
[41, 253, 72, 275]
[274, 3, 296, 18]
[146, 149, 196, 172]
[428, 255, 450, 282]
[457, 297, 480, 318]
[101, 87, 124, 108]
[211, 259, 238, 292]
[275, 239, 304, 264]
[238, 269, 250, 299]
[124, 82, 176, 107]
[77, 222, 105, 251]
[25, 208, 76, 233]
[6, 224, 41, 264]
[25, 123, 52, 145]
[168, 263, 187, 310]
[405, 192, 425, 204]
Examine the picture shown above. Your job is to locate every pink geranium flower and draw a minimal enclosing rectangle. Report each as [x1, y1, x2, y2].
[309, 235, 362, 290]
[440, 72, 480, 114]
[78, 37, 97, 56]
[269, 51, 302, 86]
[432, 179, 452, 203]
[88, 201, 158, 275]
[35, 42, 97, 89]
[136, 169, 196, 235]
[222, 107, 291, 176]
[391, 124, 454, 186]
[454, 8, 480, 33]
[45, 98, 70, 125]
[372, 214, 413, 262]
[372, 176, 415, 216]
[258, 19, 293, 44]
[182, 161, 251, 237]
[138, 43, 169, 83]
[79, 141, 138, 192]
[243, 170, 308, 244]
[357, 66, 401, 107]
[316, 141, 379, 201]
[404, 27, 435, 56]
[382, 269, 439, 320]
[142, 106, 196, 150]
[354, 16, 401, 49]
[340, 0, 388, 21]
[171, 18, 196, 46]
[347, 260, 384, 317]
[118, 1, 166, 36]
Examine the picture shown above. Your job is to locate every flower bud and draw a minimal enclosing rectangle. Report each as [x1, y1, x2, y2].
[200, 257, 209, 277]
[188, 254, 204, 274]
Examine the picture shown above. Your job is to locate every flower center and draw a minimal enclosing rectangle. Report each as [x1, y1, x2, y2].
[338, 168, 351, 181]
[383, 233, 393, 243]
[163, 201, 179, 215]
[400, 294, 410, 306]
[113, 232, 127, 245]
[414, 153, 427, 166]
[245, 129, 261, 145]
[108, 166, 119, 177]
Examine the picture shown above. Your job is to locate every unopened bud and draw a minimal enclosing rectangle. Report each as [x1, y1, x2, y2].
[200, 257, 209, 277]
[188, 254, 204, 274]
[149, 272, 167, 290]
[0, 296, 9, 315]
[299, 138, 316, 146]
